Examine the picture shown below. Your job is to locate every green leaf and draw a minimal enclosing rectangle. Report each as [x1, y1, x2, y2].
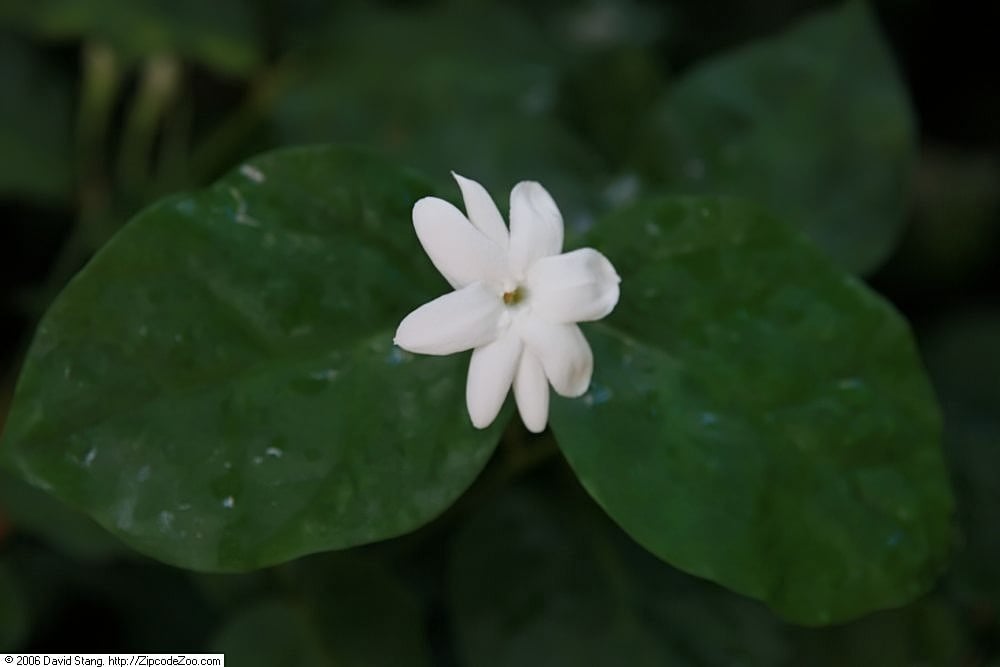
[0, 559, 28, 651]
[450, 484, 790, 666]
[0, 145, 505, 571]
[551, 196, 953, 624]
[0, 0, 259, 75]
[0, 34, 73, 200]
[637, 2, 916, 274]
[212, 555, 431, 666]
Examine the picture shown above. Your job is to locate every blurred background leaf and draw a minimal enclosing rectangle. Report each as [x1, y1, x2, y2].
[211, 602, 331, 667]
[0, 557, 29, 651]
[923, 312, 1000, 608]
[636, 2, 916, 274]
[212, 554, 431, 666]
[1, 540, 216, 651]
[0, 34, 73, 202]
[0, 0, 259, 76]
[450, 480, 790, 666]
[267, 3, 608, 228]
[0, 469, 124, 561]
[790, 598, 968, 666]
[554, 46, 664, 174]
[452, 470, 973, 666]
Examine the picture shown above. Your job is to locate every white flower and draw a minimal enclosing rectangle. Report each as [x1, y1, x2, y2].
[393, 173, 621, 433]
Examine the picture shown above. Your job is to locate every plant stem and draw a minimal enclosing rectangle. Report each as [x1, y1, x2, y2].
[76, 41, 120, 190]
[116, 54, 182, 197]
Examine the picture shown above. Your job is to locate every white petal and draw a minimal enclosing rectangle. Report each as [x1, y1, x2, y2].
[508, 181, 564, 278]
[413, 197, 507, 289]
[513, 350, 549, 433]
[525, 248, 621, 324]
[452, 172, 509, 249]
[394, 282, 504, 355]
[466, 334, 522, 429]
[517, 318, 593, 397]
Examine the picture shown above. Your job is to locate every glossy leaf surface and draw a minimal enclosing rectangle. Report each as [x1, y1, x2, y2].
[552, 196, 953, 623]
[1, 146, 504, 571]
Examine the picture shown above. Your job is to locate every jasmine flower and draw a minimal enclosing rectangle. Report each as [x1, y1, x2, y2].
[394, 174, 620, 432]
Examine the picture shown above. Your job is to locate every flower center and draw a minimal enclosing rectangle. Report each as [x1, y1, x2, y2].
[502, 285, 525, 306]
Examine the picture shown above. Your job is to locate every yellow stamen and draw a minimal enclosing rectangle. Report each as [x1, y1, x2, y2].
[503, 286, 524, 306]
